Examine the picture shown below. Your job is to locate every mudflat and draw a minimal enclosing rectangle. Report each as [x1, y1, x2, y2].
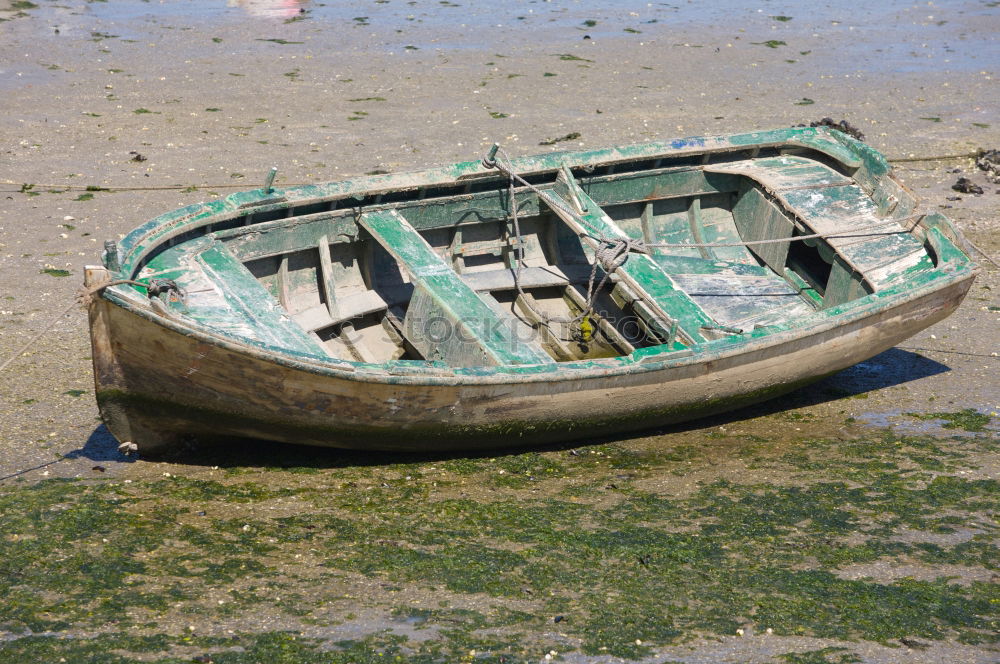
[1, 2, 997, 662]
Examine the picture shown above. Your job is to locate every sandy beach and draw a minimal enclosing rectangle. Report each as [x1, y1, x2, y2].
[1, 1, 998, 662]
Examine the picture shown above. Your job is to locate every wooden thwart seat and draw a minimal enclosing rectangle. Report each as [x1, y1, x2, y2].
[358, 209, 553, 366]
[536, 167, 716, 345]
[194, 242, 329, 357]
[705, 156, 931, 302]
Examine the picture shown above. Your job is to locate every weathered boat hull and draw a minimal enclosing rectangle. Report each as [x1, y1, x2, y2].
[88, 267, 973, 454]
[86, 128, 979, 455]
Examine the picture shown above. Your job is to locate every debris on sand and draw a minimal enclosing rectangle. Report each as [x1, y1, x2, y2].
[797, 117, 865, 141]
[976, 148, 1000, 183]
[951, 177, 984, 195]
[539, 132, 581, 146]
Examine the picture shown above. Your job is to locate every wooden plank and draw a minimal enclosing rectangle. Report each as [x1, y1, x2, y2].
[292, 289, 391, 332]
[707, 156, 927, 291]
[317, 234, 340, 319]
[215, 167, 744, 263]
[539, 169, 714, 344]
[460, 264, 593, 292]
[729, 185, 795, 273]
[358, 209, 553, 366]
[195, 242, 328, 357]
[686, 198, 714, 260]
[646, 253, 772, 277]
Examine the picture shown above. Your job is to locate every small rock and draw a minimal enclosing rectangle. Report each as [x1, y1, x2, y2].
[976, 148, 1000, 183]
[91, 465, 105, 472]
[952, 177, 983, 195]
[796, 117, 864, 140]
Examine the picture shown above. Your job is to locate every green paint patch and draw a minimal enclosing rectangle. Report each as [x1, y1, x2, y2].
[211, 36, 223, 43]
[904, 409, 992, 432]
[488, 111, 509, 119]
[205, 107, 221, 112]
[132, 108, 155, 114]
[971, 122, 990, 128]
[771, 15, 794, 22]
[624, 28, 641, 33]
[40, 268, 72, 277]
[753, 40, 787, 48]
[795, 98, 815, 105]
[543, 72, 556, 77]
[920, 116, 943, 122]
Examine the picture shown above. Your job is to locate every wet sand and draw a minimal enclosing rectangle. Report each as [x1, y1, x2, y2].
[0, 1, 998, 662]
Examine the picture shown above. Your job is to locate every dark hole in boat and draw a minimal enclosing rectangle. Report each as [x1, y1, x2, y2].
[466, 179, 506, 195]
[786, 233, 832, 296]
[611, 158, 661, 174]
[923, 238, 939, 267]
[379, 189, 419, 204]
[211, 217, 246, 233]
[421, 184, 467, 200]
[253, 206, 290, 224]
[290, 201, 329, 217]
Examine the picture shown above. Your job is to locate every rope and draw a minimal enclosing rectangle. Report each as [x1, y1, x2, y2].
[887, 151, 980, 164]
[0, 279, 151, 374]
[488, 146, 607, 335]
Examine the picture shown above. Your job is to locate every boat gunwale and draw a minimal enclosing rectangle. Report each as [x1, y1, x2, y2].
[110, 127, 872, 280]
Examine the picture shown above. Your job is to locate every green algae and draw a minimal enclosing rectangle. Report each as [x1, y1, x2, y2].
[904, 408, 993, 432]
[1, 426, 997, 661]
[778, 648, 861, 664]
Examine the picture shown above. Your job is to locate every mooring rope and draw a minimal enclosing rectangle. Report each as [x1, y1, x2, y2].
[0, 279, 150, 374]
[0, 151, 985, 194]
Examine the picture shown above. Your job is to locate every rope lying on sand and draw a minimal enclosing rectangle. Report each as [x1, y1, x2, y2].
[0, 279, 148, 374]
[0, 152, 985, 193]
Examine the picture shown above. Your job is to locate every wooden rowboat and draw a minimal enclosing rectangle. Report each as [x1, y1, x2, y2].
[85, 128, 977, 455]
